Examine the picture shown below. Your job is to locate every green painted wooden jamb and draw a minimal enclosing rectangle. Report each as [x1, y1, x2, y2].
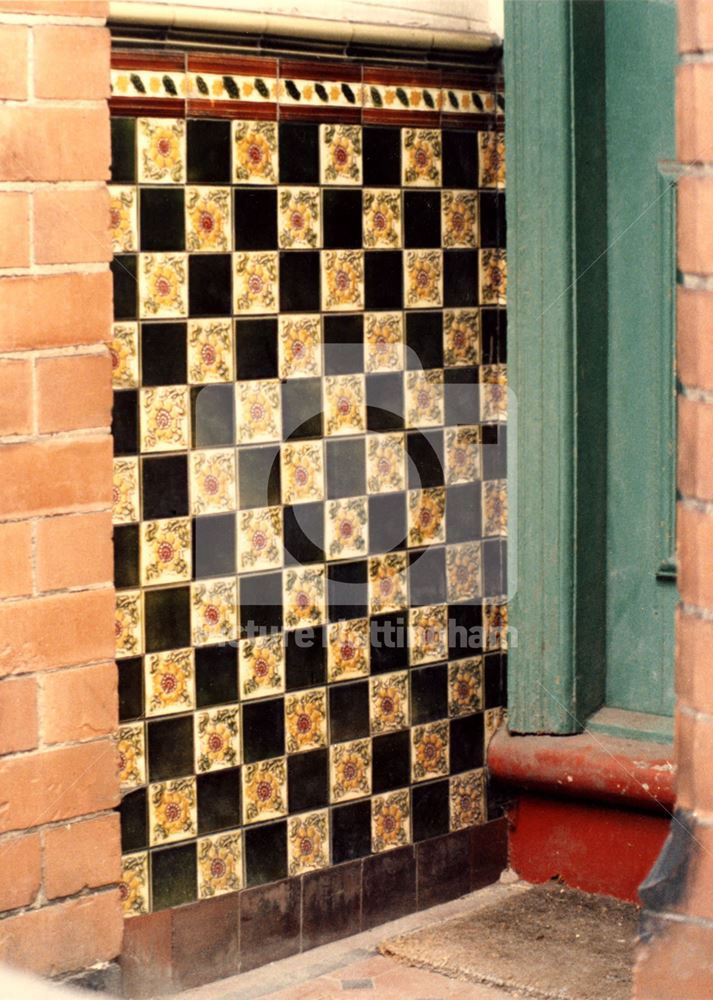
[505, 0, 609, 732]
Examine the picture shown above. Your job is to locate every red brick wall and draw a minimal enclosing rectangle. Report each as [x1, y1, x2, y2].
[0, 0, 122, 978]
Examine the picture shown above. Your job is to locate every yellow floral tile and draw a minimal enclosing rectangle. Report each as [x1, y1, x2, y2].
[190, 449, 236, 515]
[188, 319, 234, 383]
[446, 541, 482, 603]
[138, 117, 185, 184]
[283, 566, 326, 629]
[234, 251, 278, 314]
[485, 601, 508, 651]
[479, 248, 507, 305]
[141, 517, 192, 585]
[363, 190, 401, 248]
[442, 190, 479, 249]
[327, 618, 370, 682]
[120, 852, 149, 919]
[408, 487, 446, 547]
[278, 187, 320, 249]
[288, 810, 329, 876]
[324, 374, 365, 436]
[448, 657, 483, 718]
[238, 506, 283, 572]
[450, 769, 486, 831]
[185, 186, 231, 252]
[368, 552, 408, 614]
[443, 309, 480, 367]
[445, 426, 480, 485]
[485, 706, 505, 747]
[372, 789, 410, 853]
[118, 723, 145, 790]
[191, 577, 238, 646]
[479, 130, 506, 188]
[412, 720, 449, 782]
[242, 757, 287, 824]
[110, 322, 139, 388]
[483, 479, 507, 537]
[480, 364, 508, 422]
[320, 123, 362, 185]
[369, 671, 409, 735]
[198, 832, 243, 898]
[326, 496, 368, 560]
[405, 369, 444, 428]
[322, 250, 364, 312]
[195, 706, 241, 773]
[113, 457, 140, 524]
[285, 688, 328, 754]
[109, 185, 137, 252]
[149, 777, 197, 845]
[140, 385, 189, 453]
[236, 379, 281, 443]
[139, 253, 187, 318]
[115, 590, 142, 659]
[365, 312, 403, 372]
[330, 738, 371, 802]
[402, 128, 441, 186]
[409, 604, 448, 665]
[144, 647, 195, 717]
[278, 314, 322, 379]
[405, 250, 442, 308]
[233, 120, 278, 184]
[367, 433, 406, 494]
[239, 632, 285, 700]
[281, 441, 324, 504]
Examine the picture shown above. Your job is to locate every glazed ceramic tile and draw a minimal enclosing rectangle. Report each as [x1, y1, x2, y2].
[485, 601, 508, 651]
[372, 789, 410, 852]
[188, 320, 234, 383]
[480, 364, 508, 422]
[195, 706, 241, 773]
[409, 604, 448, 665]
[278, 314, 322, 379]
[443, 309, 480, 367]
[483, 479, 507, 537]
[149, 777, 197, 845]
[139, 253, 188, 317]
[278, 187, 321, 248]
[446, 541, 482, 603]
[141, 517, 192, 585]
[109, 185, 138, 253]
[120, 852, 149, 918]
[288, 810, 330, 875]
[442, 191, 479, 249]
[137, 118, 186, 184]
[281, 441, 324, 504]
[118, 723, 146, 789]
[405, 369, 444, 428]
[448, 657, 483, 718]
[405, 250, 443, 308]
[113, 457, 140, 524]
[190, 449, 236, 516]
[369, 671, 409, 735]
[411, 720, 449, 782]
[368, 552, 409, 614]
[115, 589, 143, 659]
[186, 186, 231, 252]
[283, 565, 326, 629]
[242, 757, 288, 824]
[330, 738, 372, 802]
[408, 487, 446, 547]
[233, 120, 278, 184]
[367, 433, 406, 494]
[144, 647, 195, 717]
[445, 426, 480, 485]
[326, 496, 368, 560]
[363, 190, 401, 248]
[320, 124, 362, 185]
[113, 68, 185, 101]
[198, 832, 243, 898]
[479, 131, 506, 188]
[239, 633, 285, 701]
[327, 618, 370, 682]
[450, 769, 486, 831]
[191, 577, 238, 646]
[485, 706, 505, 747]
[285, 688, 328, 753]
[321, 250, 364, 312]
[140, 385, 189, 453]
[234, 252, 278, 314]
[364, 312, 403, 372]
[479, 248, 507, 305]
[324, 374, 366, 436]
[238, 506, 283, 572]
[402, 128, 441, 187]
[236, 379, 281, 443]
[110, 322, 139, 389]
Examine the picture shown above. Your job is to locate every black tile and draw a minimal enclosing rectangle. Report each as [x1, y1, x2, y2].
[112, 389, 138, 456]
[188, 254, 232, 316]
[363, 126, 401, 186]
[368, 493, 406, 553]
[287, 747, 328, 812]
[240, 571, 283, 633]
[481, 308, 507, 364]
[326, 438, 366, 499]
[140, 322, 187, 387]
[324, 314, 364, 375]
[446, 483, 481, 543]
[405, 312, 443, 370]
[195, 645, 238, 708]
[416, 828, 470, 907]
[370, 612, 409, 675]
[279, 123, 319, 184]
[196, 767, 241, 834]
[409, 545, 446, 606]
[407, 430, 444, 489]
[404, 191, 441, 249]
[238, 445, 281, 509]
[112, 255, 137, 321]
[480, 191, 506, 248]
[191, 383, 235, 447]
[279, 251, 321, 313]
[285, 626, 326, 690]
[470, 818, 508, 890]
[243, 698, 285, 762]
[328, 560, 367, 622]
[302, 861, 362, 951]
[412, 780, 449, 842]
[119, 656, 143, 721]
[483, 538, 505, 596]
[142, 454, 189, 520]
[331, 800, 371, 864]
[114, 524, 139, 589]
[444, 250, 478, 308]
[239, 876, 299, 972]
[110, 117, 136, 183]
[363, 846, 416, 929]
[235, 318, 278, 380]
[444, 367, 479, 426]
[187, 118, 231, 183]
[483, 424, 506, 480]
[372, 729, 411, 795]
[281, 376, 322, 439]
[366, 372, 404, 431]
[120, 788, 147, 851]
[411, 663, 448, 725]
[144, 586, 191, 653]
[192, 513, 236, 578]
[442, 130, 478, 189]
[365, 250, 403, 310]
[448, 602, 484, 660]
[284, 503, 324, 565]
[233, 189, 278, 250]
[329, 680, 369, 742]
[147, 715, 194, 781]
[323, 189, 362, 249]
[244, 821, 288, 887]
[172, 894, 240, 991]
[140, 188, 185, 252]
[151, 843, 197, 911]
[484, 651, 504, 709]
